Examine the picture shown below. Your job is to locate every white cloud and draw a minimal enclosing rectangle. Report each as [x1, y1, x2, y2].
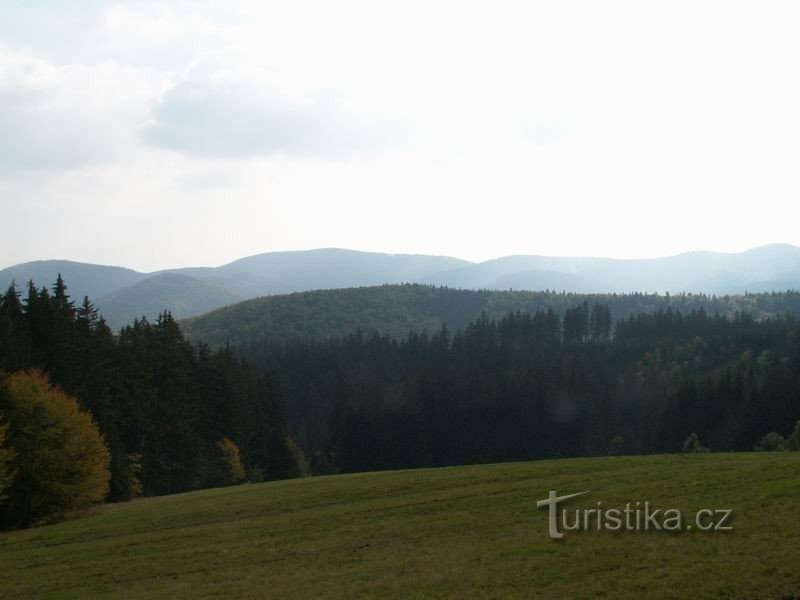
[143, 73, 400, 158]
[102, 5, 224, 46]
[0, 47, 162, 172]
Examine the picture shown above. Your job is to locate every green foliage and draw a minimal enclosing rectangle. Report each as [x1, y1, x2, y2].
[681, 433, 710, 454]
[181, 283, 800, 347]
[4, 275, 800, 503]
[0, 278, 298, 508]
[0, 370, 110, 528]
[754, 432, 788, 452]
[109, 452, 143, 501]
[244, 306, 800, 473]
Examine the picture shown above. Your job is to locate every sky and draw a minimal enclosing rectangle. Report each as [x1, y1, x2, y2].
[1, 1, 799, 272]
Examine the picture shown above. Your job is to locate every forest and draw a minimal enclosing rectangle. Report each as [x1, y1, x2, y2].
[243, 303, 800, 474]
[0, 277, 303, 529]
[1, 276, 800, 527]
[181, 282, 800, 346]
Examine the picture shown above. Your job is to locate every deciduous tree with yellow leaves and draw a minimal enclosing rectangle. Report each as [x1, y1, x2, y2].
[0, 370, 110, 529]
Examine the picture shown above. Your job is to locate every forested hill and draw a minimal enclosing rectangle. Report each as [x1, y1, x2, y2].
[180, 284, 800, 346]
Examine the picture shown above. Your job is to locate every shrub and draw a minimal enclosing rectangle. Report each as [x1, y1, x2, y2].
[681, 433, 709, 454]
[755, 432, 788, 452]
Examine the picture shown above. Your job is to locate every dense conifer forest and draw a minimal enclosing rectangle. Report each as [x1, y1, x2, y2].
[242, 303, 800, 474]
[182, 283, 800, 346]
[2, 277, 800, 527]
[0, 278, 301, 528]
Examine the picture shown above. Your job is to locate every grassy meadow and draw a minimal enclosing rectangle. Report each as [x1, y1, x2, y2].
[2, 453, 799, 599]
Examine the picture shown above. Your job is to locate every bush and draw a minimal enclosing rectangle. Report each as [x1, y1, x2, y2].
[0, 370, 110, 529]
[681, 433, 709, 454]
[755, 432, 788, 452]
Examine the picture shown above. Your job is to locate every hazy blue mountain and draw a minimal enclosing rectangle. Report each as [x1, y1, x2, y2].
[163, 248, 471, 298]
[0, 260, 146, 300]
[487, 269, 604, 292]
[96, 273, 243, 329]
[3, 245, 800, 330]
[0, 250, 470, 329]
[422, 244, 800, 294]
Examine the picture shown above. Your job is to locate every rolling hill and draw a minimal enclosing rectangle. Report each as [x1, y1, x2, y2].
[180, 283, 800, 347]
[0, 260, 146, 301]
[0, 250, 468, 329]
[95, 273, 243, 326]
[1, 453, 798, 599]
[3, 245, 800, 330]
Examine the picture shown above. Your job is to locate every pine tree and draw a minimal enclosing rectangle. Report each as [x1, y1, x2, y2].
[0, 283, 31, 372]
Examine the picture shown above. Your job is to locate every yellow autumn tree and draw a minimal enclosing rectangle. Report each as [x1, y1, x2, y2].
[216, 437, 246, 485]
[0, 370, 110, 529]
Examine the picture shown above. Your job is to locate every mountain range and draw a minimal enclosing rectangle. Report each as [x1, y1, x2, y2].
[2, 244, 799, 329]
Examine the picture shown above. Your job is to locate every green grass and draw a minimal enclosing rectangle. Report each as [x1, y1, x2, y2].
[2, 453, 800, 599]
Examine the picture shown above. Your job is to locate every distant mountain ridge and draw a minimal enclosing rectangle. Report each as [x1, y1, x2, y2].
[2, 244, 799, 329]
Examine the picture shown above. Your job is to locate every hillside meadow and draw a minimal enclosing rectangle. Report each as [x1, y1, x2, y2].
[2, 453, 799, 599]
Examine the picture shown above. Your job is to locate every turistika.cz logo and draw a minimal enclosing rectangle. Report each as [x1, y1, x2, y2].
[536, 491, 733, 540]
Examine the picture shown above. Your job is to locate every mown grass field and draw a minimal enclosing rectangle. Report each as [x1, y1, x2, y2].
[2, 453, 799, 599]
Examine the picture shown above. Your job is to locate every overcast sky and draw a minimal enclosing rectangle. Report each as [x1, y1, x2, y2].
[1, 1, 799, 271]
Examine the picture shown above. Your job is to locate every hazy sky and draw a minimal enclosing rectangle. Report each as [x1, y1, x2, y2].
[1, 1, 799, 271]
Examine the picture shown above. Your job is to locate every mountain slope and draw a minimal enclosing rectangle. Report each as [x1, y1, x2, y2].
[2, 454, 799, 599]
[96, 273, 242, 329]
[0, 260, 145, 300]
[181, 285, 491, 345]
[1, 250, 471, 328]
[166, 248, 472, 298]
[423, 244, 800, 293]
